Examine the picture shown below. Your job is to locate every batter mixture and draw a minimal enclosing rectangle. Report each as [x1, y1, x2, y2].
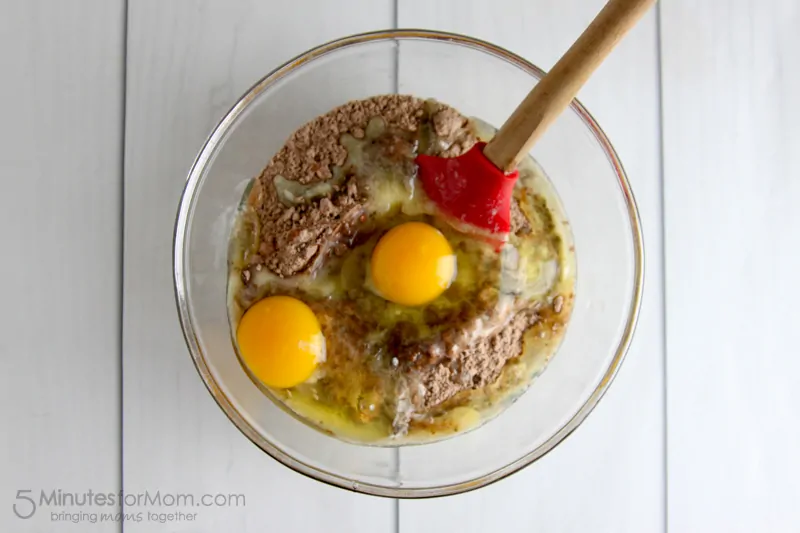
[228, 95, 575, 444]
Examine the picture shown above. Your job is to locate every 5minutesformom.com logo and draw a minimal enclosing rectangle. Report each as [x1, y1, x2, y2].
[13, 489, 246, 521]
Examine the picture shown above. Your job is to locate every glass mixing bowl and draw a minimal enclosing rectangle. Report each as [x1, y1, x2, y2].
[174, 30, 643, 498]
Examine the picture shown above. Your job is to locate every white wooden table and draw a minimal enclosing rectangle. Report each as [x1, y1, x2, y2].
[1, 1, 797, 531]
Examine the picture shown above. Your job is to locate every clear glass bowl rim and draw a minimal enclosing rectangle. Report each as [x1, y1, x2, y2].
[173, 29, 645, 499]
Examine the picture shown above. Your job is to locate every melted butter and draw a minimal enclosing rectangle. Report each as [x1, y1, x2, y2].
[339, 125, 424, 216]
[273, 171, 344, 206]
[282, 390, 392, 443]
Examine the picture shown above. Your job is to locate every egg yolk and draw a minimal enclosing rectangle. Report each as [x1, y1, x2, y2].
[236, 296, 325, 388]
[370, 222, 456, 306]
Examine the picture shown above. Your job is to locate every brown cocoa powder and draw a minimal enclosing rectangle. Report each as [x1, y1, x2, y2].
[409, 310, 538, 409]
[247, 95, 478, 279]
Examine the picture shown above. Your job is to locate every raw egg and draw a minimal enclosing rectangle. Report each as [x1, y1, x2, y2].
[370, 222, 456, 306]
[236, 296, 325, 388]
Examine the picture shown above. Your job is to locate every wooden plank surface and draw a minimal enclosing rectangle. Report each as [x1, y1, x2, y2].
[122, 1, 396, 531]
[661, 1, 800, 531]
[6, 0, 798, 531]
[0, 1, 124, 531]
[397, 1, 665, 531]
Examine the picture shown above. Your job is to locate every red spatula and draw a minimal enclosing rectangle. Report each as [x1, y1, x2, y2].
[417, 0, 655, 234]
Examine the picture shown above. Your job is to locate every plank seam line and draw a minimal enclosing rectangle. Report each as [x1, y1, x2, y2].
[119, 0, 129, 532]
[654, 2, 669, 532]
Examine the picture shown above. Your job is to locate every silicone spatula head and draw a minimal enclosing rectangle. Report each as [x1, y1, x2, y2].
[416, 142, 519, 234]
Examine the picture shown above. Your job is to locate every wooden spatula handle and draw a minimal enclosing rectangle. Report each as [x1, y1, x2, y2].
[483, 0, 656, 172]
